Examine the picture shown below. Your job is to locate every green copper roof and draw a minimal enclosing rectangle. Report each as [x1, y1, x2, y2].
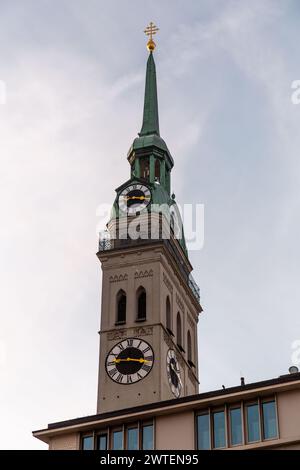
[139, 52, 160, 137]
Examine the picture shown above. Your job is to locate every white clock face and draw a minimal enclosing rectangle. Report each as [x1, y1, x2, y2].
[118, 184, 151, 215]
[166, 349, 182, 398]
[106, 338, 154, 385]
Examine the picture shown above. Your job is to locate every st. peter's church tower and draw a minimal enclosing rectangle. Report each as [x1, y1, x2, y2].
[96, 24, 202, 414]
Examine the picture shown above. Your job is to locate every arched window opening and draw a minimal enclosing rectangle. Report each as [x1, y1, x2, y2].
[116, 290, 126, 324]
[155, 159, 160, 181]
[137, 287, 147, 321]
[176, 312, 182, 349]
[140, 158, 150, 180]
[166, 296, 172, 334]
[187, 330, 192, 362]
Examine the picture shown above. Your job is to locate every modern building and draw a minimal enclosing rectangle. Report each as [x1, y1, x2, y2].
[33, 27, 300, 451]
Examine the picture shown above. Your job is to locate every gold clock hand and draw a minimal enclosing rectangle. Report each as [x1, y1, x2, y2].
[113, 357, 151, 364]
[124, 196, 150, 201]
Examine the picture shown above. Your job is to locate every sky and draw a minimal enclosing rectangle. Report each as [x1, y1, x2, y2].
[0, 0, 300, 449]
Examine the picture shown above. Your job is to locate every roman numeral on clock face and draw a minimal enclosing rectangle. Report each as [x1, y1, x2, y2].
[107, 361, 116, 367]
[108, 368, 118, 378]
[115, 374, 123, 383]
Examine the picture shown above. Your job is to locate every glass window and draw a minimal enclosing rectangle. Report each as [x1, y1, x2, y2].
[262, 401, 278, 440]
[230, 408, 243, 446]
[116, 290, 126, 324]
[97, 434, 107, 450]
[197, 414, 210, 450]
[187, 330, 192, 363]
[247, 404, 260, 442]
[82, 435, 93, 450]
[176, 312, 182, 347]
[127, 427, 139, 450]
[213, 411, 226, 448]
[142, 424, 153, 450]
[112, 430, 123, 450]
[166, 296, 171, 331]
[137, 287, 146, 320]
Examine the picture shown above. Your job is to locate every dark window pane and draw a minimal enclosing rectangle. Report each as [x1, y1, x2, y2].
[197, 414, 210, 449]
[262, 401, 278, 439]
[117, 291, 126, 323]
[140, 157, 150, 180]
[127, 428, 139, 450]
[155, 159, 160, 180]
[97, 434, 107, 450]
[142, 424, 153, 450]
[187, 331, 192, 362]
[213, 411, 226, 448]
[176, 312, 182, 347]
[112, 430, 123, 450]
[82, 436, 93, 450]
[166, 296, 171, 330]
[137, 290, 146, 320]
[247, 404, 260, 442]
[230, 408, 242, 446]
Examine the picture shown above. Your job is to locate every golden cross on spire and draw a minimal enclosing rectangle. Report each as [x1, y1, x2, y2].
[144, 22, 159, 52]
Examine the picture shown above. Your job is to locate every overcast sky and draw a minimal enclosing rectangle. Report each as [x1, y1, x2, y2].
[0, 0, 300, 449]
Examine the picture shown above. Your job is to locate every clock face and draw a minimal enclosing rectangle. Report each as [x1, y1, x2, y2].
[105, 338, 154, 385]
[166, 349, 182, 398]
[118, 184, 151, 215]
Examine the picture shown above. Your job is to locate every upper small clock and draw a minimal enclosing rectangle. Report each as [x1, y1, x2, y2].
[166, 348, 182, 398]
[105, 338, 154, 385]
[118, 184, 151, 215]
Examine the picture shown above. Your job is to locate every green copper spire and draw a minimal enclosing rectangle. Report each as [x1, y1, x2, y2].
[139, 51, 160, 137]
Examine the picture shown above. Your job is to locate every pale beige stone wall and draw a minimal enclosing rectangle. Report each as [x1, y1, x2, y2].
[49, 433, 79, 450]
[155, 411, 195, 450]
[277, 389, 300, 441]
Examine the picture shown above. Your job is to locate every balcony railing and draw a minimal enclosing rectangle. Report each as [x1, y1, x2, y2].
[188, 273, 200, 303]
[98, 235, 201, 304]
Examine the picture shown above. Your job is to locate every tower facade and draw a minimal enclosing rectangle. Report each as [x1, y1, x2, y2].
[96, 37, 202, 414]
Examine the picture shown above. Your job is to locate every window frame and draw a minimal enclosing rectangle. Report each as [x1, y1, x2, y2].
[261, 397, 279, 441]
[195, 396, 278, 449]
[196, 410, 212, 450]
[126, 424, 140, 450]
[141, 421, 154, 450]
[81, 433, 94, 450]
[228, 405, 243, 447]
[83, 420, 154, 450]
[211, 407, 227, 449]
[111, 427, 124, 450]
[166, 295, 172, 333]
[245, 400, 261, 444]
[136, 286, 147, 322]
[115, 289, 127, 325]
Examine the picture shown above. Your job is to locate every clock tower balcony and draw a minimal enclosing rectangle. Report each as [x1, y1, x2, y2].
[98, 222, 201, 309]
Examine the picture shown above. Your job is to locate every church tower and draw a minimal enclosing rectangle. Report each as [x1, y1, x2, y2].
[96, 24, 202, 414]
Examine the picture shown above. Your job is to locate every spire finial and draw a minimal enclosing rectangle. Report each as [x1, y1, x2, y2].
[144, 22, 159, 52]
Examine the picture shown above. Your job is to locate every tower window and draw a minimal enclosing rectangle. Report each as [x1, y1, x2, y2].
[187, 330, 193, 364]
[176, 312, 182, 349]
[140, 157, 150, 180]
[116, 290, 126, 324]
[166, 296, 172, 334]
[155, 159, 160, 181]
[136, 287, 147, 321]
